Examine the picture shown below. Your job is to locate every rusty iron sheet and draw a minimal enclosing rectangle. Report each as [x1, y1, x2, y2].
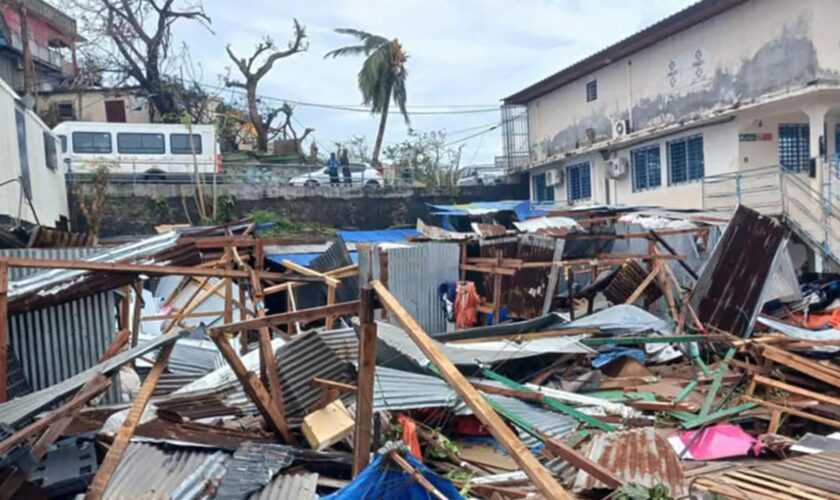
[603, 260, 663, 305]
[572, 427, 686, 496]
[689, 206, 788, 338]
[479, 235, 560, 319]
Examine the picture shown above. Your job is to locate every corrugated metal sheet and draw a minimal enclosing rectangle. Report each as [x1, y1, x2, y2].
[572, 428, 686, 496]
[1, 248, 121, 400]
[319, 326, 359, 363]
[376, 320, 590, 371]
[372, 366, 458, 412]
[690, 206, 789, 337]
[215, 442, 297, 499]
[486, 394, 579, 449]
[103, 442, 229, 499]
[603, 260, 663, 305]
[513, 216, 581, 233]
[386, 242, 460, 334]
[0, 331, 184, 429]
[293, 238, 358, 310]
[360, 242, 460, 333]
[248, 473, 319, 500]
[6, 232, 179, 299]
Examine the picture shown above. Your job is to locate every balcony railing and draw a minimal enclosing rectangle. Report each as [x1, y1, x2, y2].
[9, 31, 72, 74]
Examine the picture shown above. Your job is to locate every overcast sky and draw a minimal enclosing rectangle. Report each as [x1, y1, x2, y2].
[171, 0, 696, 164]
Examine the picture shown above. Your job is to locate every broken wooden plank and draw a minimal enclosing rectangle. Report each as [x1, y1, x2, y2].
[85, 342, 176, 500]
[209, 331, 295, 443]
[540, 432, 625, 489]
[281, 260, 341, 287]
[212, 300, 360, 335]
[370, 280, 572, 500]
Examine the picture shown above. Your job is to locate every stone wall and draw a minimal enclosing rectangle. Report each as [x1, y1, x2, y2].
[69, 181, 528, 237]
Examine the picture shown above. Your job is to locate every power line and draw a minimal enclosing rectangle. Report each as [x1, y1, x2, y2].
[200, 82, 500, 115]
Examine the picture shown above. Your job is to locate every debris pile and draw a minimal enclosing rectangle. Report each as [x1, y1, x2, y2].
[1, 206, 839, 499]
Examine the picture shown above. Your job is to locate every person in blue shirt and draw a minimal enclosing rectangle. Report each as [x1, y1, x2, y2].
[327, 152, 340, 186]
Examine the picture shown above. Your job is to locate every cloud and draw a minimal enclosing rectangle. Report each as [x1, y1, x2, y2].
[174, 0, 696, 164]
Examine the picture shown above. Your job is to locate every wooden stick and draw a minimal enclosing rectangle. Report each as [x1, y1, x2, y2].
[388, 450, 448, 500]
[540, 433, 624, 489]
[371, 280, 571, 499]
[85, 342, 175, 499]
[325, 284, 337, 330]
[352, 286, 377, 476]
[209, 332, 295, 442]
[311, 377, 357, 393]
[131, 281, 143, 347]
[212, 300, 360, 335]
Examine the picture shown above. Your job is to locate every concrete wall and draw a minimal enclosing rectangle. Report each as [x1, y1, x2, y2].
[0, 79, 68, 226]
[68, 182, 529, 237]
[527, 0, 831, 164]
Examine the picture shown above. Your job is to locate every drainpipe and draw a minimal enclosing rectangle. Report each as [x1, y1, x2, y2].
[626, 60, 634, 129]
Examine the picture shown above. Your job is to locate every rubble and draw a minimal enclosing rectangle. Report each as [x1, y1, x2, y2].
[0, 205, 839, 499]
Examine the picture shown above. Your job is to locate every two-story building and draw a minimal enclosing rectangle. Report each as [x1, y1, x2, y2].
[0, 0, 79, 93]
[504, 0, 840, 209]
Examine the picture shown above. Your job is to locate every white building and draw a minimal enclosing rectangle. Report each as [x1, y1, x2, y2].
[0, 78, 68, 228]
[503, 0, 840, 210]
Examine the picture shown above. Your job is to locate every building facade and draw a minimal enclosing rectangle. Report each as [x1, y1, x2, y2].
[0, 0, 79, 93]
[504, 0, 840, 209]
[36, 87, 152, 125]
[0, 77, 69, 228]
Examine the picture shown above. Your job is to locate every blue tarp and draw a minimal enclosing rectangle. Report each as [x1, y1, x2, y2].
[322, 452, 463, 500]
[337, 228, 419, 243]
[427, 200, 547, 230]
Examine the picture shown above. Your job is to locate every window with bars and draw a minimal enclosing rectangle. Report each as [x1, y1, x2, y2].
[631, 144, 661, 192]
[533, 173, 555, 203]
[668, 135, 704, 184]
[586, 80, 597, 102]
[567, 162, 591, 202]
[778, 124, 810, 172]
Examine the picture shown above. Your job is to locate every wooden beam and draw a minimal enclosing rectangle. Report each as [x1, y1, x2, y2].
[752, 374, 840, 408]
[212, 300, 360, 335]
[209, 332, 295, 442]
[444, 327, 598, 344]
[353, 286, 377, 476]
[540, 433, 624, 489]
[325, 284, 337, 330]
[0, 260, 8, 403]
[624, 262, 664, 304]
[85, 342, 175, 500]
[2, 257, 308, 281]
[760, 345, 840, 388]
[745, 396, 840, 429]
[370, 280, 571, 499]
[249, 270, 294, 445]
[281, 260, 340, 287]
[131, 281, 143, 347]
[311, 377, 357, 393]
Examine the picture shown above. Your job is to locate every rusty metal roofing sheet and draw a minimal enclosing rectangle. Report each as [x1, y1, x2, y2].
[603, 260, 662, 305]
[103, 442, 229, 499]
[690, 205, 789, 338]
[572, 427, 686, 496]
[248, 473, 319, 500]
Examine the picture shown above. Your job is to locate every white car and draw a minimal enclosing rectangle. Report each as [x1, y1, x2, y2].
[288, 163, 384, 187]
[456, 166, 505, 186]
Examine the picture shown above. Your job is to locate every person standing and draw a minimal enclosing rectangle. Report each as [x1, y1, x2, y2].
[340, 149, 351, 186]
[327, 152, 340, 186]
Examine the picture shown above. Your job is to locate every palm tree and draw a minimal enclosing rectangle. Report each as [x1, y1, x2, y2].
[325, 29, 409, 168]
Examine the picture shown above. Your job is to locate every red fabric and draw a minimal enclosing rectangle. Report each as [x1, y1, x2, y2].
[454, 281, 480, 329]
[397, 414, 422, 461]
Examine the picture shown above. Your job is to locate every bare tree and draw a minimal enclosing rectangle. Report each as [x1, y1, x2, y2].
[73, 162, 112, 242]
[225, 20, 307, 152]
[275, 103, 314, 162]
[71, 0, 212, 118]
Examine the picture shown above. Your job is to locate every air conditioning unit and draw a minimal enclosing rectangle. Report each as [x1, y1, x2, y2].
[545, 169, 563, 186]
[612, 119, 631, 138]
[606, 157, 629, 179]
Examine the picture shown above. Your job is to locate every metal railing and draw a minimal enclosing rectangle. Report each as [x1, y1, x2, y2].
[703, 164, 840, 264]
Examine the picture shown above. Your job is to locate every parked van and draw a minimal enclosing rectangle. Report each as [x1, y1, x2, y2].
[53, 121, 219, 177]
